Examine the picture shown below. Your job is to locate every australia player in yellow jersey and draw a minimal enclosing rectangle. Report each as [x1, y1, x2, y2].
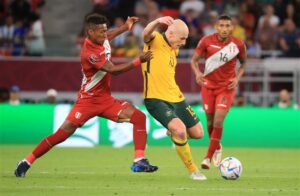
[142, 16, 207, 180]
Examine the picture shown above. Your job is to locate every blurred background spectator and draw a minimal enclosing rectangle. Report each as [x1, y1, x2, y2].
[45, 88, 57, 104]
[12, 19, 27, 55]
[1, 0, 300, 107]
[1, 0, 300, 58]
[0, 87, 10, 103]
[9, 85, 21, 105]
[278, 18, 300, 57]
[9, 0, 31, 25]
[25, 12, 45, 56]
[273, 89, 298, 109]
[202, 11, 218, 36]
[0, 15, 15, 56]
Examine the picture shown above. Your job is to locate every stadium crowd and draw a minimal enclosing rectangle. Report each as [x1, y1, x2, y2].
[1, 0, 300, 58]
[0, 0, 299, 108]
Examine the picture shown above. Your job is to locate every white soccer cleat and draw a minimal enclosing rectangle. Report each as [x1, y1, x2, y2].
[190, 170, 207, 180]
[212, 144, 222, 167]
[201, 158, 211, 170]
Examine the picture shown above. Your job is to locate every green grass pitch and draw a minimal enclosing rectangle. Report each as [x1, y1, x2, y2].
[1, 145, 299, 196]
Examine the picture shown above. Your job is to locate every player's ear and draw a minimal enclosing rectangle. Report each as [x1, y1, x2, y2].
[87, 28, 93, 37]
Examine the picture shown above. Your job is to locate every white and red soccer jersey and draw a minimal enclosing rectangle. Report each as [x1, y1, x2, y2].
[79, 38, 112, 99]
[196, 33, 246, 89]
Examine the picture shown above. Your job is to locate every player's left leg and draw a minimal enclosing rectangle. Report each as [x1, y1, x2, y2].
[15, 101, 98, 177]
[102, 99, 158, 172]
[15, 120, 78, 177]
[204, 113, 222, 166]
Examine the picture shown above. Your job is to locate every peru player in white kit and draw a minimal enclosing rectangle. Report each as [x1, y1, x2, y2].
[190, 15, 247, 169]
[15, 14, 158, 177]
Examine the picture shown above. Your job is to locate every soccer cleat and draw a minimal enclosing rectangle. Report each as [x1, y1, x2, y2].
[190, 170, 207, 180]
[212, 144, 222, 167]
[201, 158, 211, 170]
[131, 158, 158, 172]
[14, 160, 30, 177]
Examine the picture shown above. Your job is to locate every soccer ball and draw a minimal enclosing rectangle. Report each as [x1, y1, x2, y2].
[219, 157, 242, 180]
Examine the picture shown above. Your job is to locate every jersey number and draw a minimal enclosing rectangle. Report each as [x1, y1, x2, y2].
[186, 106, 196, 118]
[219, 52, 228, 63]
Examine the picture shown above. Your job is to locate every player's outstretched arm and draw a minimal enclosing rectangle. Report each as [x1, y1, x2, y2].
[107, 16, 138, 41]
[143, 16, 173, 43]
[100, 51, 153, 75]
[190, 52, 206, 86]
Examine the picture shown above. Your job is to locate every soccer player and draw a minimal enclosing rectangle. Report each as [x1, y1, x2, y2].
[190, 15, 247, 169]
[142, 16, 207, 180]
[14, 13, 158, 177]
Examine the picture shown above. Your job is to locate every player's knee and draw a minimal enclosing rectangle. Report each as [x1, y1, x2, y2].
[189, 125, 204, 139]
[192, 130, 204, 139]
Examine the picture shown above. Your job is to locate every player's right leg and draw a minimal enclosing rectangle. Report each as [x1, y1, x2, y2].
[15, 120, 77, 177]
[144, 99, 206, 180]
[168, 118, 206, 180]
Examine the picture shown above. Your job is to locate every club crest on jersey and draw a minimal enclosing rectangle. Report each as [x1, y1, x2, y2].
[165, 110, 172, 117]
[75, 112, 82, 119]
[88, 54, 99, 64]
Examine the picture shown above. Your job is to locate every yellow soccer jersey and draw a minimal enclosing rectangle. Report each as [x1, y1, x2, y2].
[141, 31, 184, 103]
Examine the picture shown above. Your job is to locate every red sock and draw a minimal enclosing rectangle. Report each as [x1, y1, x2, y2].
[207, 125, 213, 137]
[25, 129, 71, 164]
[207, 125, 221, 150]
[206, 127, 223, 160]
[130, 109, 147, 160]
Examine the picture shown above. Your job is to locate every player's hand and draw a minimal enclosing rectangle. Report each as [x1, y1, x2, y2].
[139, 51, 153, 63]
[228, 77, 238, 89]
[126, 16, 139, 31]
[156, 16, 174, 26]
[195, 73, 207, 86]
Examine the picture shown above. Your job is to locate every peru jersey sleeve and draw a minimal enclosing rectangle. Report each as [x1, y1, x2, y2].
[237, 41, 247, 60]
[86, 52, 106, 69]
[195, 37, 207, 56]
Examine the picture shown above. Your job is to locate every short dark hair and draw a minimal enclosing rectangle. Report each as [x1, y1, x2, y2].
[85, 13, 108, 27]
[218, 14, 232, 21]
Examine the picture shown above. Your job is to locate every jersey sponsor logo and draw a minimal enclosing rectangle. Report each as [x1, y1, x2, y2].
[88, 53, 99, 65]
[204, 42, 239, 76]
